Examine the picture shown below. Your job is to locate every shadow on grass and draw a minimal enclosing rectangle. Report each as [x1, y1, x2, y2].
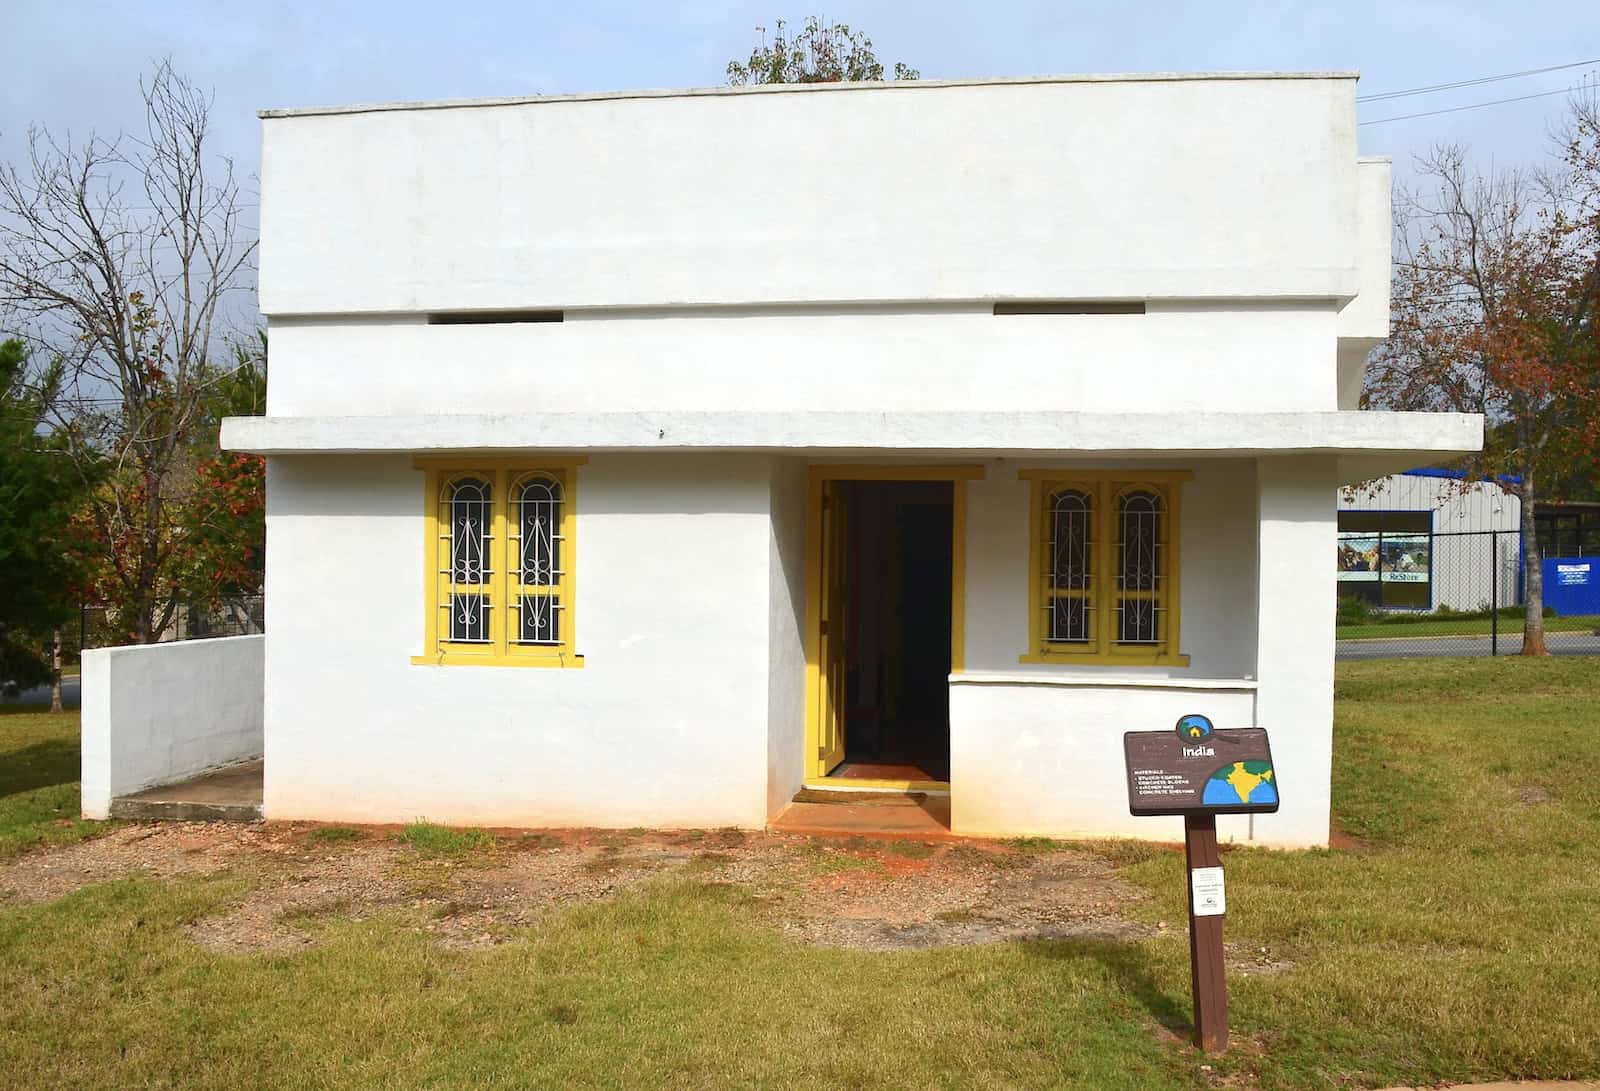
[0, 738, 81, 800]
[1023, 936, 1192, 1037]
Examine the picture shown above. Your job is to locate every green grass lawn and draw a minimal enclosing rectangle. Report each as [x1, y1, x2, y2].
[3, 660, 1599, 1089]
[0, 707, 107, 860]
[1337, 613, 1600, 640]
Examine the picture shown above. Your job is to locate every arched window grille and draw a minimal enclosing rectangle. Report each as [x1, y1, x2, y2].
[1047, 488, 1094, 644]
[511, 474, 564, 645]
[1115, 489, 1163, 645]
[441, 476, 493, 643]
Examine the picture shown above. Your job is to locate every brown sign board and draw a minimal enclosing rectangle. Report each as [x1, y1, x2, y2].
[1124, 723, 1279, 817]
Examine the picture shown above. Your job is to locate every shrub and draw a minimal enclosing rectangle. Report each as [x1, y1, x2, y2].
[1337, 597, 1374, 626]
[397, 821, 493, 858]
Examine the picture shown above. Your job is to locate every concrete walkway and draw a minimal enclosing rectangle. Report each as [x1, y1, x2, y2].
[110, 760, 263, 822]
[1338, 628, 1600, 660]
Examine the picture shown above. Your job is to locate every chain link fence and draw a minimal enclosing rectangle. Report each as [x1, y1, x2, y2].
[78, 595, 265, 654]
[1336, 529, 1600, 659]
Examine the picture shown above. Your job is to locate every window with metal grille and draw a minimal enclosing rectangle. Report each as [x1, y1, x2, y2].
[1021, 471, 1187, 666]
[511, 474, 563, 646]
[417, 461, 583, 667]
[1047, 488, 1095, 644]
[1116, 489, 1163, 645]
[443, 477, 493, 644]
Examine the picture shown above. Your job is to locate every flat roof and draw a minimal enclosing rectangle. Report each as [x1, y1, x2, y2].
[259, 70, 1361, 120]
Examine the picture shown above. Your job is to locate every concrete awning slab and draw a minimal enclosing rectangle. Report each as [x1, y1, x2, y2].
[223, 410, 1481, 487]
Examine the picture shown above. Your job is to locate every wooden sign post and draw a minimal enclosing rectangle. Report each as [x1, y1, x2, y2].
[1123, 714, 1279, 1054]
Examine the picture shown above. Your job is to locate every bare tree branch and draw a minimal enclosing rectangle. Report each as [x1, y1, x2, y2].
[0, 60, 259, 642]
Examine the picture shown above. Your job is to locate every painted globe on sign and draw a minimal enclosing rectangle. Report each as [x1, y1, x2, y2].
[1175, 713, 1214, 741]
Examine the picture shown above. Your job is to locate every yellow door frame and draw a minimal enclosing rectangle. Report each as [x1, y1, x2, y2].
[802, 463, 984, 793]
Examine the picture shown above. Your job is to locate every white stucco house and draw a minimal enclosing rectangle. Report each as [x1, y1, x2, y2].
[212, 72, 1480, 849]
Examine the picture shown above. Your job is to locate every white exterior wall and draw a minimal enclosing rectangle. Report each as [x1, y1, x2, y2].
[950, 457, 1337, 848]
[265, 305, 1340, 417]
[765, 458, 808, 818]
[263, 454, 792, 829]
[255, 75, 1382, 427]
[1342, 474, 1520, 534]
[1251, 457, 1338, 846]
[950, 682, 1258, 841]
[951, 460, 1277, 843]
[1336, 157, 1393, 409]
[962, 460, 1258, 678]
[260, 76, 1362, 317]
[80, 636, 265, 819]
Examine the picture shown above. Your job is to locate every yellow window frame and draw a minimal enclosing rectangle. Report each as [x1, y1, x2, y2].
[412, 457, 586, 669]
[1019, 468, 1190, 667]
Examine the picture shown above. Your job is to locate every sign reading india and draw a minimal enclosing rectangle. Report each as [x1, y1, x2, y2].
[1123, 715, 1280, 817]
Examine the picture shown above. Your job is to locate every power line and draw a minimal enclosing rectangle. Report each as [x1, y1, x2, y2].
[1358, 58, 1599, 102]
[1360, 84, 1591, 126]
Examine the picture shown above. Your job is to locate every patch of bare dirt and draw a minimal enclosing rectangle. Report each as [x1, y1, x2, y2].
[1226, 941, 1297, 978]
[0, 822, 1155, 954]
[0, 822, 288, 904]
[1327, 814, 1368, 853]
[770, 840, 1153, 950]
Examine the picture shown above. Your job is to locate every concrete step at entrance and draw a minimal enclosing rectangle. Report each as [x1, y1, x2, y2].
[772, 790, 953, 840]
[110, 759, 264, 822]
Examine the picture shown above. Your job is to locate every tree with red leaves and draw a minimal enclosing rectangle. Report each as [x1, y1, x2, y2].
[1367, 95, 1600, 655]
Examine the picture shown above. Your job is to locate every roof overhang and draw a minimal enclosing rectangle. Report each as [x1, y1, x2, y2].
[222, 410, 1482, 487]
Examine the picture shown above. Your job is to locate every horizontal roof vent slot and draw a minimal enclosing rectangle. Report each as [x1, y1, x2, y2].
[428, 310, 564, 325]
[993, 301, 1145, 315]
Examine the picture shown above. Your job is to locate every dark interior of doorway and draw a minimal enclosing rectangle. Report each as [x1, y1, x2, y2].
[834, 480, 953, 783]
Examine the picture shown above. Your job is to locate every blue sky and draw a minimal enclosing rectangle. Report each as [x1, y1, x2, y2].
[5, 1, 1598, 213]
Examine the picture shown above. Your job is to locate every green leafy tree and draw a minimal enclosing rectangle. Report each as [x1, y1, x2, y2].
[727, 17, 919, 85]
[0, 339, 94, 687]
[174, 336, 266, 613]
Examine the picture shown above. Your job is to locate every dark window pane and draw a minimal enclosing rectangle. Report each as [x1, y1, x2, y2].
[1048, 489, 1091, 592]
[517, 478, 563, 585]
[1118, 598, 1158, 644]
[1049, 597, 1089, 643]
[449, 478, 491, 584]
[449, 593, 489, 643]
[518, 594, 560, 644]
[1118, 491, 1160, 593]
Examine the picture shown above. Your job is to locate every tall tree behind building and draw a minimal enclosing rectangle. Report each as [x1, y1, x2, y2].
[727, 17, 919, 84]
[0, 338, 95, 687]
[1366, 95, 1600, 654]
[0, 61, 260, 644]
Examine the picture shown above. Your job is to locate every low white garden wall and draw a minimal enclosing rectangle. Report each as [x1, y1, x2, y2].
[80, 635, 264, 819]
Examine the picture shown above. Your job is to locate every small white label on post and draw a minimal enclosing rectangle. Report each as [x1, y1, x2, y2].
[1191, 866, 1226, 916]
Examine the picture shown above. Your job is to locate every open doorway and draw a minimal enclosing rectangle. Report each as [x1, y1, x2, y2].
[807, 469, 968, 791]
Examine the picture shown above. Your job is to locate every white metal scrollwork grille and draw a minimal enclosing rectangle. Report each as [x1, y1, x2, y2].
[511, 475, 563, 645]
[1116, 489, 1163, 645]
[442, 477, 493, 643]
[1047, 488, 1093, 643]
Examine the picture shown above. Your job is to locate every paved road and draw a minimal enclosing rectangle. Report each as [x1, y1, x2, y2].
[1338, 630, 1600, 660]
[0, 675, 81, 709]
